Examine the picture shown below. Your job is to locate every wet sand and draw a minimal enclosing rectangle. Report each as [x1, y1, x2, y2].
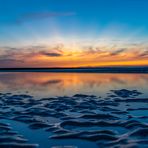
[0, 89, 148, 148]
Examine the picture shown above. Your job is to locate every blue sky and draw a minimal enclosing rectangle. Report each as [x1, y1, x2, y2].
[0, 0, 148, 46]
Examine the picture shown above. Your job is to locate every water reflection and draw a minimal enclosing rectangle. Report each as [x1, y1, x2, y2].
[0, 72, 147, 98]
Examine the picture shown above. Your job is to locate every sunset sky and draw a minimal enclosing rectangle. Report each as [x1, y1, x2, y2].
[0, 0, 148, 67]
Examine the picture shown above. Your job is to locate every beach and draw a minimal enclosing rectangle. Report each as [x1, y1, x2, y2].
[1, 0, 148, 147]
[0, 72, 148, 148]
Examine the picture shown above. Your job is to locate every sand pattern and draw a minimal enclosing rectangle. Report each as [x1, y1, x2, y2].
[0, 89, 148, 148]
[0, 121, 38, 147]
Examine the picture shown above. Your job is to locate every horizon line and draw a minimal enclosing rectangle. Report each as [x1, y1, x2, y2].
[0, 65, 148, 69]
[0, 66, 148, 73]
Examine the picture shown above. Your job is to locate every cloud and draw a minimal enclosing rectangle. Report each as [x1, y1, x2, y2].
[82, 46, 127, 57]
[0, 58, 24, 68]
[0, 42, 147, 68]
[139, 50, 148, 57]
[0, 59, 23, 63]
[17, 12, 76, 23]
[39, 51, 63, 57]
[82, 46, 102, 55]
[0, 45, 64, 63]
[110, 48, 126, 56]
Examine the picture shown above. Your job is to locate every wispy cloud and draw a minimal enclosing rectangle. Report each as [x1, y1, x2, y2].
[110, 48, 127, 56]
[0, 45, 64, 62]
[0, 58, 23, 63]
[39, 51, 63, 57]
[0, 42, 147, 67]
[17, 12, 76, 23]
[138, 50, 148, 57]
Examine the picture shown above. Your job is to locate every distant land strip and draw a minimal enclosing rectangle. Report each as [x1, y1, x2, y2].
[0, 67, 148, 73]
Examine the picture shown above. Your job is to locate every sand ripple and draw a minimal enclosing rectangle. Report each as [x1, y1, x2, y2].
[0, 89, 148, 147]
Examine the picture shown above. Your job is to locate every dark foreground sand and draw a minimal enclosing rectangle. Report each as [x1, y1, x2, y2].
[0, 89, 148, 148]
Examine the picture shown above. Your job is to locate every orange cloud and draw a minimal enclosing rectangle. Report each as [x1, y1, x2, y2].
[0, 43, 147, 68]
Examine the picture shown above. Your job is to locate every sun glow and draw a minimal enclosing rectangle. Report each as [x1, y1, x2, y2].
[0, 20, 148, 68]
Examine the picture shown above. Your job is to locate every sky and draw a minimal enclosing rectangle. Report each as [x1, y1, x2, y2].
[0, 0, 148, 67]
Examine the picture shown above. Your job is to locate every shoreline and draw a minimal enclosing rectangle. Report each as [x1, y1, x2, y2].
[0, 67, 148, 73]
[0, 89, 148, 147]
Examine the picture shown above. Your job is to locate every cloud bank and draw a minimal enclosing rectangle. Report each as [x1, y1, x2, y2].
[0, 42, 147, 68]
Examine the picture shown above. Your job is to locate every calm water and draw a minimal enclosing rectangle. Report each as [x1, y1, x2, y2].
[0, 72, 148, 148]
[0, 72, 147, 98]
